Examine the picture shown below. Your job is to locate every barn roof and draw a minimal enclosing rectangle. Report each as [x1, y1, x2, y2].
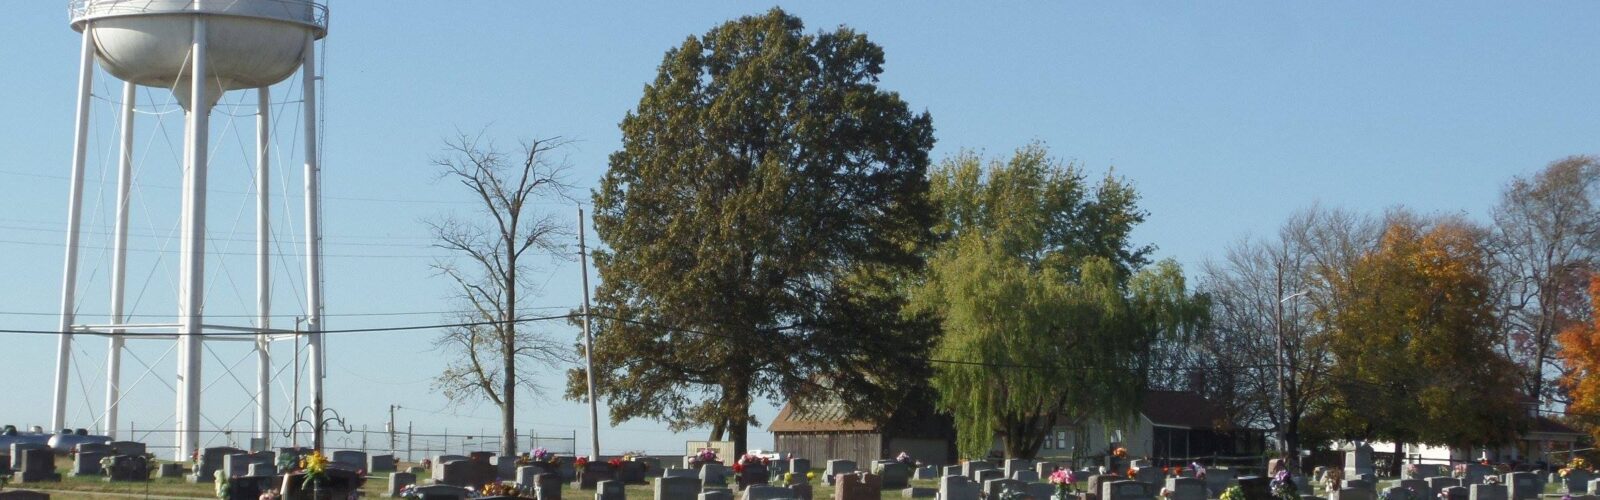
[768, 398, 878, 433]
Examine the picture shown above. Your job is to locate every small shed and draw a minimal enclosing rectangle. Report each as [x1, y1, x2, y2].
[769, 396, 956, 466]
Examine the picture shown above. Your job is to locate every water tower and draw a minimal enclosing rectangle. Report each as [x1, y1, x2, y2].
[54, 0, 328, 459]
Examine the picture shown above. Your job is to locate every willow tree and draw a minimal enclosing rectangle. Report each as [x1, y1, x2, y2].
[911, 145, 1205, 459]
[574, 8, 938, 455]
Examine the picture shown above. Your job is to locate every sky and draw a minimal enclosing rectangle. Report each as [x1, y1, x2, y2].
[2, 2, 1598, 459]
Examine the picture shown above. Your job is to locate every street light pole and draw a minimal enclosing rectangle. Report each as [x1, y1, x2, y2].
[1276, 289, 1309, 461]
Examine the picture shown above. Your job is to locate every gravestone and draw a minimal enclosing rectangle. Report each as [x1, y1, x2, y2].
[1344, 444, 1375, 478]
[1130, 460, 1152, 470]
[1505, 473, 1538, 500]
[1567, 470, 1595, 494]
[1168, 477, 1207, 500]
[1440, 486, 1468, 500]
[1035, 462, 1058, 477]
[1089, 474, 1125, 500]
[1381, 487, 1414, 500]
[656, 475, 704, 500]
[790, 459, 811, 476]
[332, 450, 367, 469]
[975, 469, 1003, 485]
[70, 450, 107, 477]
[983, 478, 1026, 499]
[1134, 467, 1162, 485]
[878, 462, 911, 489]
[1005, 459, 1034, 479]
[938, 475, 980, 500]
[76, 442, 113, 455]
[8, 443, 48, 470]
[619, 461, 648, 484]
[902, 486, 937, 498]
[1205, 468, 1238, 496]
[963, 461, 994, 481]
[13, 448, 58, 482]
[665, 468, 699, 479]
[559, 458, 579, 481]
[156, 462, 183, 478]
[943, 466, 962, 478]
[769, 460, 790, 476]
[369, 454, 398, 473]
[1469, 484, 1506, 500]
[835, 472, 881, 500]
[1330, 488, 1375, 500]
[1343, 479, 1374, 492]
[246, 462, 276, 477]
[411, 484, 473, 500]
[915, 466, 937, 480]
[536, 472, 565, 500]
[582, 461, 617, 489]
[109, 441, 146, 457]
[0, 491, 50, 500]
[825, 460, 858, 486]
[701, 490, 735, 500]
[1011, 470, 1038, 482]
[387, 471, 417, 497]
[1104, 479, 1155, 500]
[1463, 465, 1494, 486]
[519, 465, 548, 485]
[743, 484, 792, 500]
[1238, 475, 1271, 500]
[702, 463, 729, 488]
[1398, 479, 1429, 500]
[188, 446, 244, 483]
[224, 452, 272, 478]
[1025, 482, 1054, 500]
[1427, 477, 1462, 498]
[439, 460, 472, 486]
[789, 482, 814, 500]
[103, 454, 149, 481]
[492, 456, 519, 480]
[597, 480, 627, 500]
[737, 462, 771, 490]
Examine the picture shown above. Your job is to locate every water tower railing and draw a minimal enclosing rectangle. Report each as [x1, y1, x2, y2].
[69, 0, 328, 32]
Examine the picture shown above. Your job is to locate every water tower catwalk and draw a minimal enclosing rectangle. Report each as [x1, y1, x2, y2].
[54, 0, 329, 459]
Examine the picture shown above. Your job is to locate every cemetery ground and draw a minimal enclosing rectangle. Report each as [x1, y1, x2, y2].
[9, 455, 954, 499]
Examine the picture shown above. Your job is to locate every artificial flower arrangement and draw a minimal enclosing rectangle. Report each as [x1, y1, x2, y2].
[1191, 462, 1207, 480]
[692, 449, 720, 465]
[1404, 464, 1419, 478]
[1270, 469, 1298, 500]
[1113, 448, 1129, 459]
[1220, 485, 1246, 500]
[733, 453, 771, 473]
[300, 450, 329, 489]
[531, 447, 556, 465]
[1452, 464, 1468, 479]
[896, 452, 914, 465]
[1321, 468, 1345, 494]
[576, 456, 590, 468]
[1048, 469, 1077, 499]
[783, 471, 817, 485]
[609, 458, 625, 470]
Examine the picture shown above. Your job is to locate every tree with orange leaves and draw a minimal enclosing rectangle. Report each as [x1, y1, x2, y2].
[1557, 276, 1600, 441]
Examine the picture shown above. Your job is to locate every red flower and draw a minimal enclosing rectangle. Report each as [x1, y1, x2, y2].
[609, 458, 624, 469]
[734, 463, 745, 473]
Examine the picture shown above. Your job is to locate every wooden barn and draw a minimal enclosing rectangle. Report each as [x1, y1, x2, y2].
[768, 395, 957, 466]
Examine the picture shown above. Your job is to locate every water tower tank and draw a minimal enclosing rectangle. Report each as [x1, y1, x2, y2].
[70, 0, 328, 108]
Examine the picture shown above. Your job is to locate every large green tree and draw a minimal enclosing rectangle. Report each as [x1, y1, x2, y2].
[575, 8, 938, 455]
[911, 146, 1205, 459]
[1318, 215, 1525, 472]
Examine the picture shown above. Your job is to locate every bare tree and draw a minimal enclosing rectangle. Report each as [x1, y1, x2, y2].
[1489, 156, 1600, 407]
[427, 132, 575, 456]
[1187, 205, 1379, 459]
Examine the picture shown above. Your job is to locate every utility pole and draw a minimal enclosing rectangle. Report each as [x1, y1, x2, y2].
[1277, 288, 1308, 462]
[579, 208, 600, 459]
[389, 405, 397, 454]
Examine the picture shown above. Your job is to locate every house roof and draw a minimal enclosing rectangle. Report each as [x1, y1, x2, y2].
[768, 399, 878, 433]
[1530, 416, 1584, 436]
[1141, 390, 1229, 429]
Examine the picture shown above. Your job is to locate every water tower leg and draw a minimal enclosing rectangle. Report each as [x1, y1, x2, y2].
[301, 34, 326, 450]
[177, 17, 210, 460]
[256, 86, 272, 449]
[105, 81, 136, 440]
[52, 24, 97, 436]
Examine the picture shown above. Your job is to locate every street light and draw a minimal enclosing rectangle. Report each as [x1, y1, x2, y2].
[1276, 290, 1309, 461]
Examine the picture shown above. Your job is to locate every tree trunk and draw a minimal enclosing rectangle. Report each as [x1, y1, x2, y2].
[729, 376, 751, 457]
[502, 267, 518, 457]
[1392, 440, 1404, 478]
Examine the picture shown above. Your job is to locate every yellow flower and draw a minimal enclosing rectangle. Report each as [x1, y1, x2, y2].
[807, 471, 816, 480]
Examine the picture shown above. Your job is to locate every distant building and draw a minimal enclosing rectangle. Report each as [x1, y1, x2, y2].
[1029, 390, 1267, 463]
[1368, 416, 1585, 467]
[768, 395, 956, 466]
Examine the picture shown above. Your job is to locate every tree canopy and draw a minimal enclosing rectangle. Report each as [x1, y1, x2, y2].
[911, 145, 1204, 459]
[575, 7, 938, 455]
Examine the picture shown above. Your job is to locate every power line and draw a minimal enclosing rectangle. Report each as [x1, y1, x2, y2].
[0, 313, 578, 337]
[0, 305, 575, 319]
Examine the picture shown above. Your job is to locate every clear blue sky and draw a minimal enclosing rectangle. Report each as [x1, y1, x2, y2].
[2, 2, 1597, 457]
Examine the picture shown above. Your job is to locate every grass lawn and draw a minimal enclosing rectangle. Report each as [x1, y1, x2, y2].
[6, 457, 941, 499]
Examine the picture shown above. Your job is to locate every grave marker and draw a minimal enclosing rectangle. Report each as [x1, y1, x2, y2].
[656, 475, 703, 500]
